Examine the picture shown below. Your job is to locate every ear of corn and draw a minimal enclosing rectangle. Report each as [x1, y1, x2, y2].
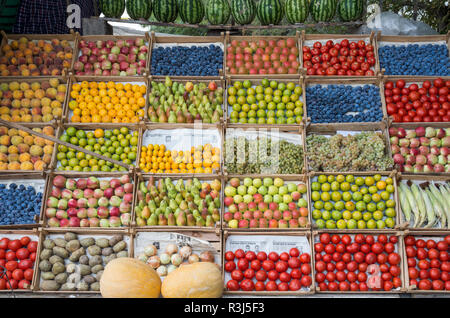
[421, 188, 435, 228]
[411, 183, 427, 228]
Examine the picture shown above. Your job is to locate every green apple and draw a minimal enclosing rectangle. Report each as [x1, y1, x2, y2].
[274, 177, 284, 187]
[237, 185, 247, 196]
[263, 178, 273, 187]
[268, 185, 278, 196]
[243, 194, 253, 203]
[279, 203, 288, 211]
[224, 186, 236, 197]
[229, 219, 238, 228]
[252, 178, 262, 188]
[283, 194, 292, 204]
[278, 186, 288, 195]
[287, 183, 297, 193]
[264, 194, 273, 203]
[273, 194, 282, 203]
[297, 198, 307, 207]
[247, 186, 257, 195]
[233, 194, 243, 204]
[258, 185, 268, 195]
[243, 177, 253, 187]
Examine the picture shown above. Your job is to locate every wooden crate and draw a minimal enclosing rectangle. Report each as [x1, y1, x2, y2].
[146, 75, 226, 129]
[301, 31, 380, 78]
[224, 76, 306, 131]
[51, 123, 141, 173]
[0, 76, 71, 126]
[308, 171, 400, 232]
[62, 75, 149, 126]
[222, 230, 315, 295]
[396, 174, 450, 231]
[304, 76, 388, 130]
[385, 122, 450, 177]
[71, 33, 151, 78]
[376, 32, 450, 78]
[149, 32, 225, 80]
[224, 31, 301, 78]
[0, 228, 40, 292]
[40, 171, 134, 231]
[223, 127, 306, 176]
[312, 229, 407, 293]
[0, 32, 77, 78]
[139, 125, 223, 177]
[0, 123, 60, 174]
[33, 228, 133, 293]
[0, 173, 48, 229]
[222, 174, 311, 232]
[400, 230, 450, 294]
[304, 126, 393, 173]
[132, 173, 223, 233]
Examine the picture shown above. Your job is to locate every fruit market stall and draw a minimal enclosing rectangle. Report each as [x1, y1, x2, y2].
[0, 27, 449, 298]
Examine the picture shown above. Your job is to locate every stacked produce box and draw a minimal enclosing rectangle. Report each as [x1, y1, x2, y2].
[0, 30, 448, 296]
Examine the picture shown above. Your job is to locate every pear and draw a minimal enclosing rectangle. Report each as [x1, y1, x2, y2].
[196, 217, 205, 227]
[176, 111, 185, 123]
[148, 214, 158, 226]
[141, 206, 151, 219]
[212, 209, 220, 222]
[136, 217, 146, 226]
[187, 214, 195, 226]
[158, 112, 167, 123]
[168, 111, 176, 123]
[176, 211, 186, 226]
[158, 214, 167, 226]
[167, 213, 176, 226]
[205, 215, 214, 227]
[135, 206, 142, 218]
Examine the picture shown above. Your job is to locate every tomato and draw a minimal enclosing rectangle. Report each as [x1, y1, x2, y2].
[289, 248, 300, 258]
[262, 260, 275, 271]
[441, 261, 450, 272]
[0, 249, 5, 259]
[379, 264, 389, 273]
[23, 268, 33, 281]
[279, 252, 289, 262]
[12, 269, 23, 281]
[347, 272, 357, 283]
[299, 253, 310, 264]
[315, 272, 326, 283]
[445, 236, 450, 245]
[335, 261, 345, 271]
[331, 235, 341, 244]
[279, 272, 291, 282]
[234, 249, 245, 259]
[327, 282, 338, 291]
[225, 251, 235, 261]
[254, 281, 265, 291]
[0, 238, 9, 250]
[335, 243, 345, 253]
[8, 240, 21, 252]
[245, 251, 256, 262]
[441, 271, 449, 282]
[278, 282, 289, 291]
[377, 253, 388, 264]
[346, 261, 358, 273]
[357, 272, 367, 282]
[237, 258, 249, 271]
[315, 253, 322, 261]
[430, 259, 441, 268]
[15, 248, 29, 260]
[429, 268, 441, 280]
[396, 80, 406, 89]
[417, 248, 428, 260]
[268, 269, 279, 281]
[332, 252, 342, 262]
[437, 241, 448, 251]
[256, 251, 267, 261]
[416, 239, 426, 248]
[359, 263, 368, 272]
[342, 253, 352, 264]
[388, 253, 401, 265]
[301, 263, 311, 275]
[320, 233, 331, 244]
[439, 251, 449, 262]
[250, 259, 261, 271]
[428, 248, 439, 259]
[326, 262, 336, 272]
[381, 272, 392, 282]
[365, 253, 376, 264]
[322, 254, 332, 263]
[5, 260, 17, 271]
[0, 278, 5, 290]
[418, 279, 432, 290]
[326, 271, 335, 282]
[275, 261, 288, 273]
[231, 270, 244, 281]
[20, 237, 30, 247]
[6, 279, 17, 290]
[266, 281, 277, 291]
[353, 252, 364, 264]
[371, 243, 384, 254]
[361, 244, 371, 254]
[338, 281, 350, 291]
[383, 280, 394, 291]
[0, 260, 4, 267]
[301, 275, 312, 287]
[419, 269, 430, 280]
[29, 252, 36, 262]
[289, 279, 301, 291]
[243, 268, 255, 279]
[288, 257, 300, 269]
[406, 246, 416, 258]
[325, 244, 335, 254]
[268, 252, 279, 262]
[5, 251, 16, 261]
[432, 280, 444, 290]
[240, 279, 254, 291]
[27, 241, 37, 253]
[291, 268, 302, 279]
[224, 261, 236, 272]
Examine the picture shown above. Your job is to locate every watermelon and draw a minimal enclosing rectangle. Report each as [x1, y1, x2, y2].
[153, 0, 178, 22]
[206, 0, 231, 25]
[310, 0, 337, 22]
[126, 0, 152, 19]
[100, 0, 126, 18]
[257, 0, 283, 25]
[285, 0, 309, 24]
[230, 0, 256, 25]
[337, 0, 364, 22]
[179, 0, 204, 24]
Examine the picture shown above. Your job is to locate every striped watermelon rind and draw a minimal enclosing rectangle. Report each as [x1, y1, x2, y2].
[257, 0, 284, 25]
[126, 0, 152, 20]
[337, 0, 364, 22]
[285, 0, 309, 24]
[230, 0, 256, 25]
[100, 0, 126, 18]
[206, 0, 231, 25]
[180, 0, 205, 24]
[153, 0, 178, 22]
[310, 0, 337, 22]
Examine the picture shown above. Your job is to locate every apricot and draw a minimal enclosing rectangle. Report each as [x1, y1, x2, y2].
[7, 161, 20, 170]
[23, 135, 34, 145]
[0, 162, 7, 170]
[43, 144, 53, 155]
[31, 99, 41, 108]
[42, 106, 52, 115]
[11, 100, 21, 108]
[8, 128, 18, 136]
[33, 160, 45, 170]
[0, 106, 8, 114]
[1, 70, 10, 76]
[10, 135, 23, 145]
[43, 44, 53, 53]
[0, 153, 7, 161]
[17, 143, 29, 153]
[56, 92, 66, 103]
[0, 127, 8, 135]
[0, 135, 10, 146]
[32, 114, 43, 122]
[21, 98, 31, 108]
[22, 114, 32, 122]
[8, 145, 18, 154]
[21, 69, 31, 77]
[8, 153, 19, 162]
[19, 153, 30, 163]
[2, 44, 11, 52]
[20, 161, 34, 170]
[42, 153, 52, 164]
[33, 136, 46, 147]
[41, 97, 51, 107]
[30, 145, 43, 156]
[18, 130, 28, 138]
[34, 89, 45, 99]
[42, 114, 53, 122]
[31, 82, 41, 91]
[0, 114, 11, 120]
[11, 115, 21, 122]
[52, 108, 62, 117]
[43, 126, 54, 136]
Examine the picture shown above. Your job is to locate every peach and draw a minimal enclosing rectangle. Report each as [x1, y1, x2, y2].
[18, 130, 28, 138]
[33, 136, 45, 147]
[31, 99, 41, 108]
[20, 98, 30, 108]
[49, 78, 59, 87]
[51, 69, 60, 76]
[20, 161, 34, 170]
[42, 126, 54, 135]
[34, 89, 45, 99]
[12, 90, 23, 100]
[41, 97, 51, 107]
[50, 100, 61, 109]
[9, 81, 19, 91]
[0, 153, 7, 161]
[8, 145, 18, 154]
[0, 114, 10, 121]
[31, 82, 41, 91]
[43, 144, 53, 155]
[11, 115, 21, 122]
[11, 100, 21, 109]
[17, 143, 29, 153]
[42, 106, 52, 115]
[24, 135, 34, 145]
[11, 135, 23, 146]
[0, 135, 10, 146]
[56, 92, 65, 103]
[0, 127, 8, 135]
[32, 115, 43, 122]
[37, 40, 45, 48]
[21, 69, 31, 77]
[42, 114, 53, 122]
[18, 37, 28, 44]
[7, 128, 18, 136]
[8, 153, 19, 162]
[11, 109, 20, 116]
[19, 153, 30, 163]
[22, 114, 32, 122]
[30, 145, 43, 156]
[24, 89, 34, 99]
[1, 98, 11, 107]
[0, 162, 7, 170]
[7, 161, 20, 170]
[57, 84, 66, 92]
[52, 108, 62, 117]
[44, 44, 53, 53]
[34, 160, 45, 170]
[0, 106, 8, 115]
[42, 153, 52, 164]
[2, 44, 11, 52]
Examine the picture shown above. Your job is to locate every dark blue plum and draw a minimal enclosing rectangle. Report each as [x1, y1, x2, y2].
[0, 183, 42, 226]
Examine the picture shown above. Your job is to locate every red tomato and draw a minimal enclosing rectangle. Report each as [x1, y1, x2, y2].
[419, 269, 430, 280]
[365, 253, 376, 264]
[7, 240, 21, 252]
[224, 261, 236, 272]
[5, 260, 17, 271]
[406, 246, 416, 258]
[301, 263, 311, 275]
[231, 270, 243, 281]
[322, 254, 332, 263]
[5, 251, 16, 261]
[234, 249, 245, 259]
[301, 275, 312, 287]
[396, 80, 406, 89]
[418, 279, 432, 290]
[262, 260, 275, 271]
[439, 251, 449, 262]
[429, 268, 441, 280]
[390, 265, 401, 277]
[240, 279, 254, 291]
[417, 248, 428, 260]
[268, 252, 279, 262]
[437, 241, 448, 251]
[388, 253, 401, 265]
[289, 248, 300, 257]
[279, 252, 289, 262]
[383, 281, 394, 291]
[328, 282, 338, 291]
[335, 243, 345, 253]
[27, 241, 37, 253]
[225, 251, 235, 261]
[379, 264, 389, 273]
[288, 257, 300, 269]
[268, 270, 279, 281]
[416, 239, 426, 248]
[289, 279, 301, 291]
[361, 244, 371, 254]
[347, 272, 357, 283]
[384, 243, 395, 254]
[275, 260, 288, 273]
[357, 272, 367, 282]
[256, 251, 267, 261]
[432, 280, 444, 290]
[371, 243, 384, 254]
[441, 262, 450, 272]
[15, 248, 29, 260]
[339, 281, 350, 291]
[12, 269, 23, 281]
[428, 248, 439, 259]
[320, 233, 331, 244]
[23, 268, 33, 281]
[29, 252, 36, 262]
[266, 281, 277, 291]
[245, 251, 256, 262]
[315, 272, 325, 283]
[0, 238, 9, 250]
[279, 272, 291, 282]
[278, 282, 289, 291]
[377, 253, 388, 264]
[381, 272, 392, 282]
[20, 237, 30, 247]
[254, 281, 265, 291]
[346, 261, 358, 272]
[0, 278, 5, 290]
[326, 271, 336, 282]
[6, 279, 17, 290]
[255, 270, 267, 281]
[332, 252, 342, 262]
[314, 243, 324, 253]
[430, 259, 441, 268]
[250, 259, 261, 271]
[359, 263, 368, 272]
[244, 268, 255, 279]
[299, 253, 310, 264]
[237, 258, 249, 271]
[0, 249, 5, 259]
[325, 244, 335, 254]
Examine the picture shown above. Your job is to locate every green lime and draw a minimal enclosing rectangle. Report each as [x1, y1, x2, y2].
[358, 220, 367, 229]
[345, 201, 355, 211]
[345, 175, 354, 183]
[386, 199, 395, 208]
[340, 182, 350, 191]
[355, 201, 366, 212]
[76, 152, 85, 160]
[128, 152, 136, 161]
[321, 183, 331, 192]
[355, 177, 364, 186]
[322, 210, 331, 221]
[363, 212, 372, 221]
[120, 127, 129, 135]
[342, 192, 352, 201]
[56, 153, 66, 161]
[363, 194, 372, 203]
[66, 127, 76, 137]
[376, 220, 386, 229]
[347, 219, 357, 229]
[112, 129, 120, 136]
[351, 184, 359, 192]
[312, 209, 322, 219]
[337, 220, 346, 229]
[352, 192, 362, 201]
[342, 210, 352, 220]
[69, 136, 79, 145]
[331, 210, 342, 221]
[104, 130, 112, 139]
[316, 219, 325, 229]
[323, 202, 334, 211]
[325, 220, 336, 229]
